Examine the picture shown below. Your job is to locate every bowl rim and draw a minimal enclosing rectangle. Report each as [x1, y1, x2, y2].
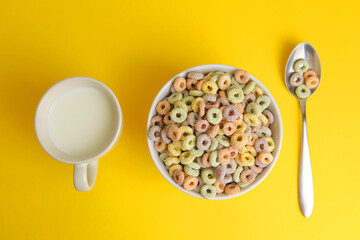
[147, 64, 283, 200]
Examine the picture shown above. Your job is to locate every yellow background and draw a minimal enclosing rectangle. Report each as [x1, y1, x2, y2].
[0, 0, 359, 239]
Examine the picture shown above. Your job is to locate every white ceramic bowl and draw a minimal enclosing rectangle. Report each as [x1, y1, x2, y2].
[147, 64, 283, 200]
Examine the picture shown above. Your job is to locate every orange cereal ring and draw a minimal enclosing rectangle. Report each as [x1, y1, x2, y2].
[234, 103, 244, 114]
[173, 77, 186, 92]
[201, 152, 211, 167]
[218, 148, 230, 164]
[304, 70, 317, 80]
[214, 181, 225, 193]
[207, 124, 220, 138]
[163, 112, 175, 125]
[218, 90, 227, 99]
[183, 176, 199, 190]
[205, 100, 220, 109]
[196, 79, 208, 91]
[223, 122, 236, 136]
[228, 146, 238, 159]
[195, 119, 210, 133]
[258, 151, 273, 165]
[186, 78, 198, 90]
[198, 101, 205, 117]
[218, 74, 231, 90]
[156, 100, 171, 115]
[305, 76, 319, 89]
[173, 170, 185, 185]
[234, 69, 250, 84]
[154, 140, 166, 152]
[167, 125, 181, 141]
[240, 169, 256, 184]
[224, 183, 240, 195]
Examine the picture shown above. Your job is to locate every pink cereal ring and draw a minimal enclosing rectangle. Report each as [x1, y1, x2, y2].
[201, 152, 211, 167]
[183, 176, 199, 191]
[215, 164, 226, 181]
[255, 158, 268, 168]
[197, 134, 211, 150]
[224, 184, 240, 195]
[234, 69, 250, 84]
[254, 139, 269, 152]
[218, 148, 231, 164]
[223, 122, 236, 136]
[161, 129, 172, 144]
[207, 124, 220, 138]
[240, 169, 256, 184]
[173, 170, 185, 185]
[150, 115, 164, 128]
[223, 105, 240, 122]
[250, 164, 263, 174]
[242, 93, 256, 107]
[195, 119, 210, 133]
[186, 78, 198, 90]
[173, 77, 186, 92]
[214, 181, 226, 193]
[198, 101, 206, 117]
[262, 110, 274, 125]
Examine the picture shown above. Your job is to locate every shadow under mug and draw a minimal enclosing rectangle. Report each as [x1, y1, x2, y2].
[35, 77, 122, 191]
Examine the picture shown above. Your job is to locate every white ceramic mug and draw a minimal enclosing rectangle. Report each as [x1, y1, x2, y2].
[35, 77, 122, 192]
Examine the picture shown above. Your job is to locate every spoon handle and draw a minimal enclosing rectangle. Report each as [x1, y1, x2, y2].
[298, 101, 314, 218]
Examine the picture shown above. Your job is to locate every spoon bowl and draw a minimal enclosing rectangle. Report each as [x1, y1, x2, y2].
[285, 42, 322, 100]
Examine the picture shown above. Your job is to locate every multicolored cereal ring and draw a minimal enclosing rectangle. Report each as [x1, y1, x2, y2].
[213, 181, 225, 193]
[195, 119, 210, 133]
[150, 115, 164, 128]
[201, 168, 216, 184]
[305, 76, 319, 89]
[235, 121, 247, 132]
[240, 169, 256, 184]
[202, 81, 218, 95]
[294, 59, 309, 73]
[156, 100, 171, 115]
[183, 134, 196, 150]
[207, 107, 223, 124]
[173, 77, 186, 92]
[218, 74, 232, 90]
[258, 151, 273, 165]
[243, 81, 256, 94]
[188, 71, 204, 80]
[169, 164, 183, 176]
[197, 134, 211, 151]
[218, 90, 227, 99]
[148, 126, 162, 141]
[207, 124, 220, 138]
[223, 159, 237, 174]
[227, 87, 244, 103]
[243, 113, 260, 126]
[218, 148, 231, 164]
[254, 138, 269, 153]
[173, 169, 185, 185]
[168, 92, 183, 104]
[234, 69, 250, 84]
[183, 176, 199, 191]
[154, 140, 167, 152]
[200, 184, 217, 199]
[210, 72, 224, 82]
[255, 158, 268, 168]
[233, 166, 244, 183]
[289, 72, 304, 87]
[205, 100, 220, 109]
[209, 151, 220, 167]
[196, 78, 207, 91]
[224, 184, 240, 195]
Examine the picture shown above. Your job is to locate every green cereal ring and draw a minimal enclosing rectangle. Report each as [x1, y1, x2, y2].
[170, 108, 187, 123]
[295, 84, 310, 99]
[201, 184, 217, 199]
[206, 138, 219, 152]
[183, 135, 196, 150]
[182, 96, 195, 111]
[227, 86, 244, 103]
[201, 168, 216, 184]
[233, 166, 244, 183]
[174, 101, 188, 113]
[168, 92, 183, 104]
[189, 90, 204, 97]
[207, 108, 223, 124]
[246, 102, 261, 117]
[184, 165, 200, 177]
[294, 59, 309, 73]
[210, 72, 224, 82]
[243, 81, 256, 94]
[256, 95, 271, 111]
[206, 72, 215, 77]
[237, 181, 250, 188]
[216, 135, 230, 147]
[179, 151, 195, 165]
[188, 162, 201, 170]
[189, 148, 204, 157]
[159, 152, 168, 162]
[165, 157, 180, 166]
[209, 151, 220, 167]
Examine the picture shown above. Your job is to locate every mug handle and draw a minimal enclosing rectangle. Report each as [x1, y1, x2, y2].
[73, 160, 98, 192]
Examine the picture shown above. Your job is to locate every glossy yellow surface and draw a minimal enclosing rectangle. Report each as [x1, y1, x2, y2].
[0, 0, 359, 239]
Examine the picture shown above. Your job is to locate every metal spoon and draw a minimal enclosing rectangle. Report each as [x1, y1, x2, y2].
[285, 42, 321, 218]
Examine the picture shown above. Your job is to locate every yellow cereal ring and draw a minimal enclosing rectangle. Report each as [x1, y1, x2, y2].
[202, 81, 218, 95]
[244, 146, 257, 156]
[191, 97, 205, 113]
[262, 137, 275, 152]
[235, 152, 255, 166]
[179, 126, 193, 141]
[231, 132, 248, 149]
[174, 101, 188, 113]
[235, 121, 247, 132]
[259, 114, 269, 126]
[169, 164, 183, 176]
[167, 143, 181, 156]
[251, 86, 263, 98]
[164, 157, 180, 166]
[179, 151, 195, 165]
[243, 114, 260, 126]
